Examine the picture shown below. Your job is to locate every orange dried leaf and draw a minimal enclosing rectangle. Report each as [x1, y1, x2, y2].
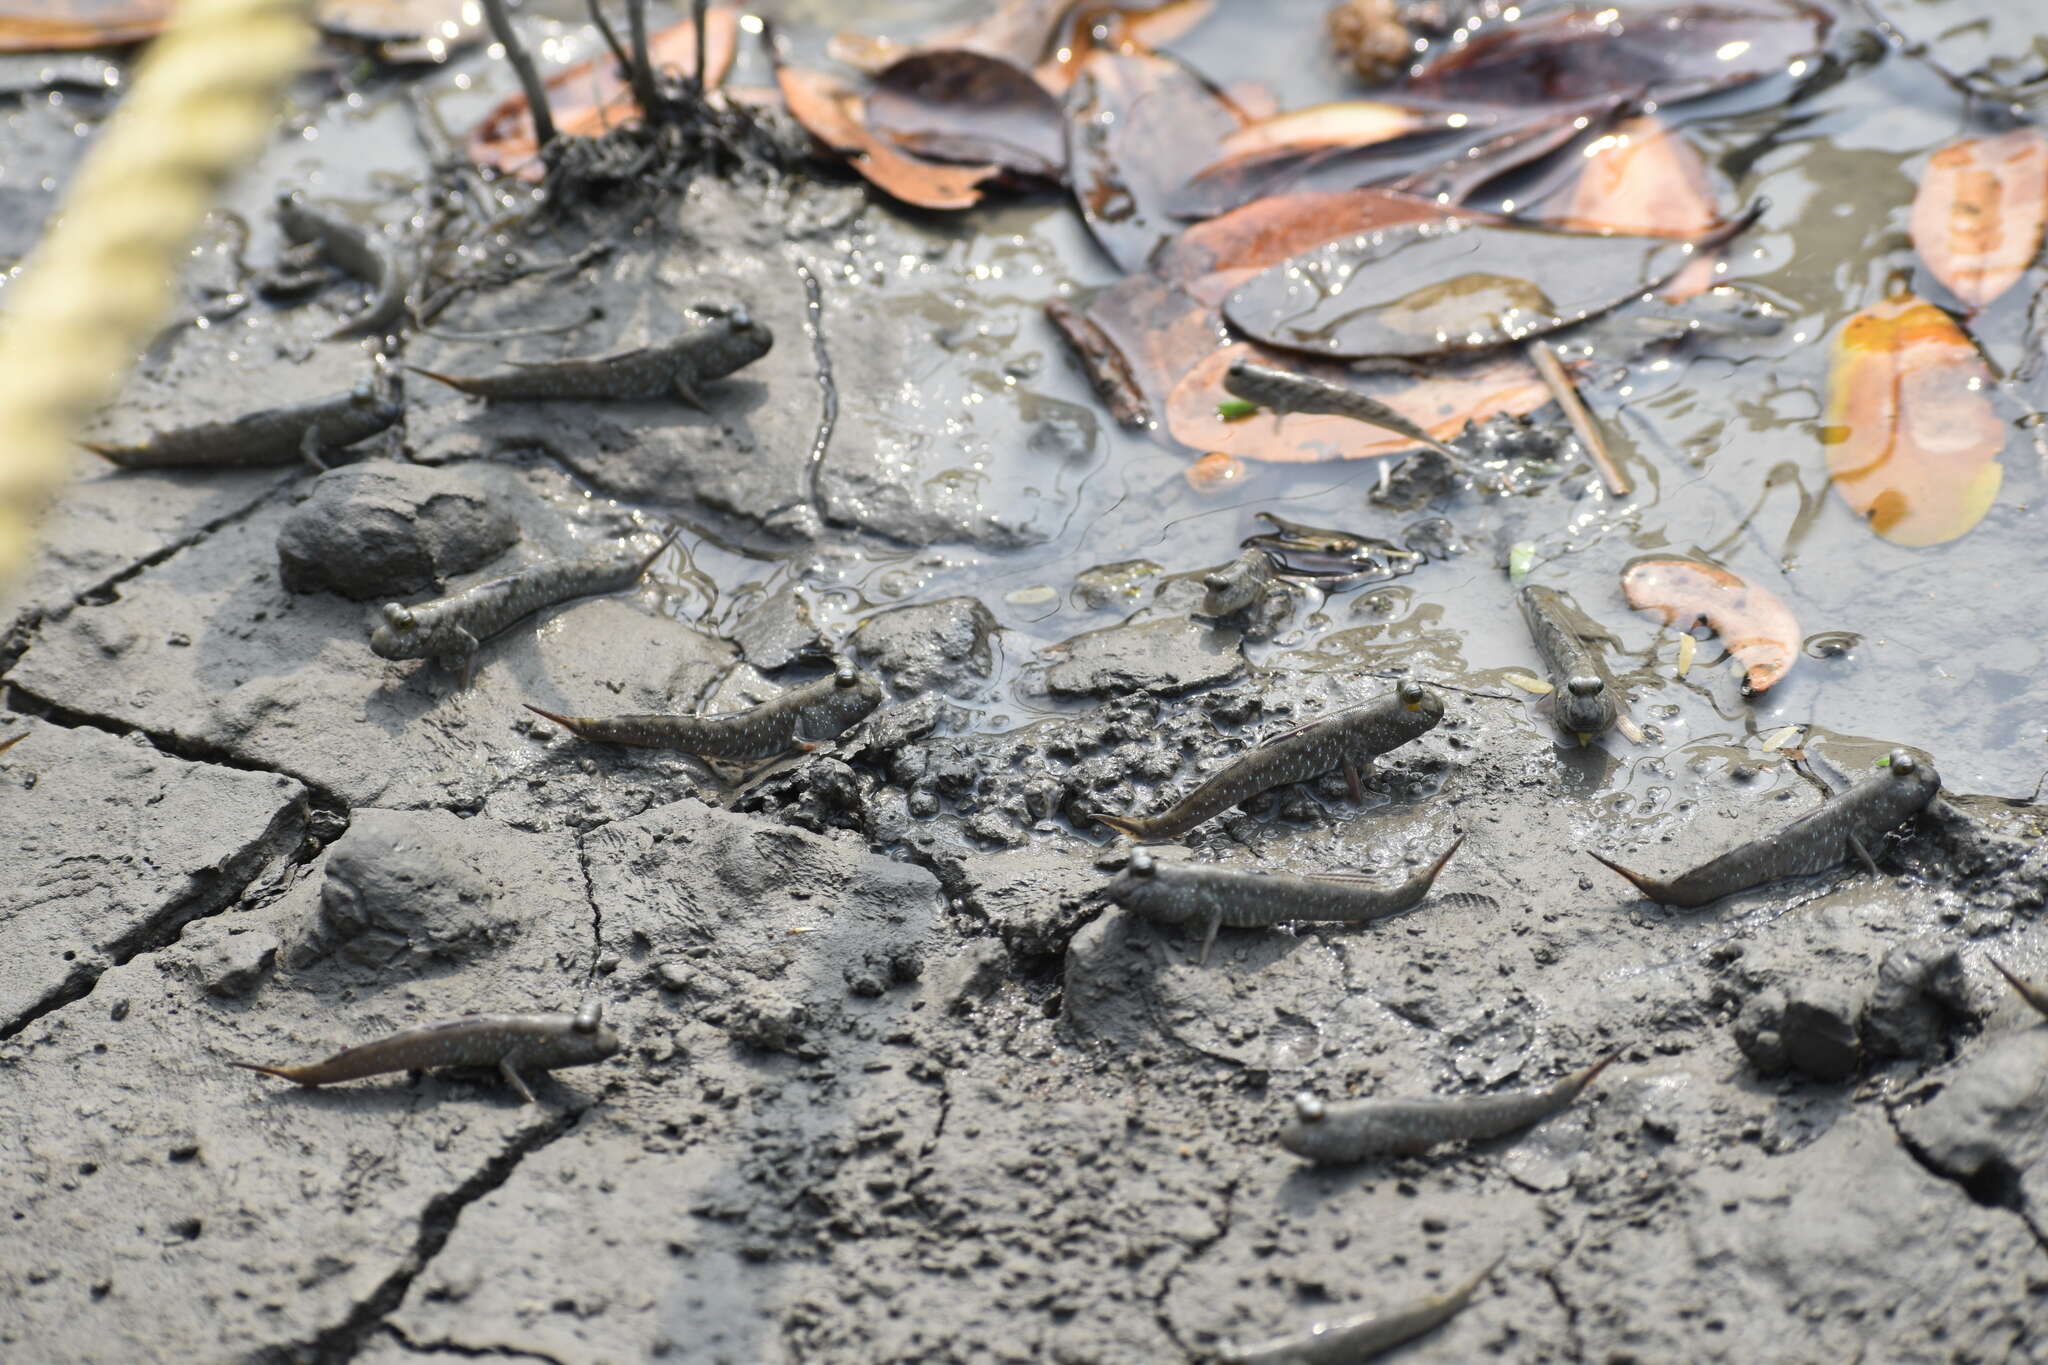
[1210, 100, 1454, 163]
[778, 66, 998, 211]
[1036, 0, 1219, 95]
[1621, 559, 1799, 695]
[1550, 114, 1720, 236]
[1821, 293, 2006, 548]
[468, 10, 738, 180]
[1222, 80, 1280, 121]
[1538, 113, 1722, 302]
[1154, 187, 1464, 304]
[1166, 343, 1550, 462]
[1910, 127, 2048, 310]
[0, 0, 166, 52]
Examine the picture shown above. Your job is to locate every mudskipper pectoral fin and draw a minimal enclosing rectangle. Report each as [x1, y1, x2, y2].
[498, 1057, 537, 1104]
[447, 628, 481, 691]
[1848, 834, 1880, 877]
[674, 377, 708, 411]
[1344, 759, 1365, 804]
[298, 421, 331, 472]
[1197, 908, 1224, 967]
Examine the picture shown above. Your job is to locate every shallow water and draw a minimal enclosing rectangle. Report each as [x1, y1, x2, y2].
[10, 0, 2046, 803]
[717, 0, 2048, 803]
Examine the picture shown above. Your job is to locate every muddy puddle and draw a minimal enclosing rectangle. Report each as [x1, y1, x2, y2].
[4, 1, 2048, 1362]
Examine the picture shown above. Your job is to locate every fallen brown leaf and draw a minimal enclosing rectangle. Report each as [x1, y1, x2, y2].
[0, 0, 166, 52]
[867, 49, 1066, 179]
[1821, 291, 2006, 547]
[1536, 113, 1723, 301]
[1034, 0, 1218, 95]
[1065, 46, 1246, 269]
[1048, 274, 1223, 427]
[1910, 126, 2048, 310]
[1621, 558, 1798, 695]
[779, 65, 999, 211]
[1166, 342, 1551, 461]
[1153, 187, 1464, 304]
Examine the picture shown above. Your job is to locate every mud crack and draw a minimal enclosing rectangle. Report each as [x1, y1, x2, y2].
[5, 683, 352, 823]
[0, 711, 317, 1039]
[790, 252, 837, 528]
[572, 829, 604, 988]
[1536, 1261, 1584, 1360]
[0, 472, 301, 673]
[1886, 1099, 2048, 1252]
[1150, 1171, 1239, 1357]
[377, 1323, 566, 1364]
[253, 1107, 587, 1364]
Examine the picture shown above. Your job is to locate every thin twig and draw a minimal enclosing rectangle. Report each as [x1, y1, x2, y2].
[480, 0, 556, 149]
[1528, 339, 1629, 497]
[626, 0, 663, 120]
[586, 0, 632, 80]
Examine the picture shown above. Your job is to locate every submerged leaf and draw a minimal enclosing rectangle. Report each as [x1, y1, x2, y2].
[1165, 343, 1551, 462]
[867, 50, 1067, 179]
[0, 0, 166, 52]
[778, 66, 999, 211]
[1215, 100, 1464, 162]
[1388, 94, 1630, 204]
[468, 11, 738, 180]
[1621, 558, 1799, 695]
[1153, 187, 1468, 303]
[1224, 207, 1757, 359]
[1065, 47, 1246, 270]
[1403, 2, 1831, 107]
[1541, 114, 1722, 236]
[1910, 127, 2048, 310]
[1531, 113, 1725, 301]
[1168, 96, 1627, 220]
[1821, 292, 2006, 547]
[1047, 274, 1223, 427]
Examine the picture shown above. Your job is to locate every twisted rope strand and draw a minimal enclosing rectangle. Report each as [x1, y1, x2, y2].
[0, 0, 315, 588]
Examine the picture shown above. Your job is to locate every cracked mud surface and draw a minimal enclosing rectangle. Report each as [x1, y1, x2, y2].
[6, 1, 2048, 1361]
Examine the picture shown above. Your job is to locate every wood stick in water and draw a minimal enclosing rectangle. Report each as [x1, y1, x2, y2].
[1528, 340, 1629, 497]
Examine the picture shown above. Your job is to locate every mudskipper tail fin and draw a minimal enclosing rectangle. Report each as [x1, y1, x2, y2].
[403, 365, 473, 393]
[1587, 852, 1675, 904]
[1560, 1051, 1621, 1099]
[1420, 834, 1466, 887]
[1095, 813, 1148, 840]
[1989, 957, 2048, 1021]
[523, 704, 587, 736]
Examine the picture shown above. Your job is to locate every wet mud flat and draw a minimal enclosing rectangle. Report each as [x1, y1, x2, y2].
[4, 0, 2048, 1361]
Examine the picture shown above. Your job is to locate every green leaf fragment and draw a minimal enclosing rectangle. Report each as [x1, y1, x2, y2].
[1507, 541, 1537, 585]
[1216, 399, 1260, 422]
